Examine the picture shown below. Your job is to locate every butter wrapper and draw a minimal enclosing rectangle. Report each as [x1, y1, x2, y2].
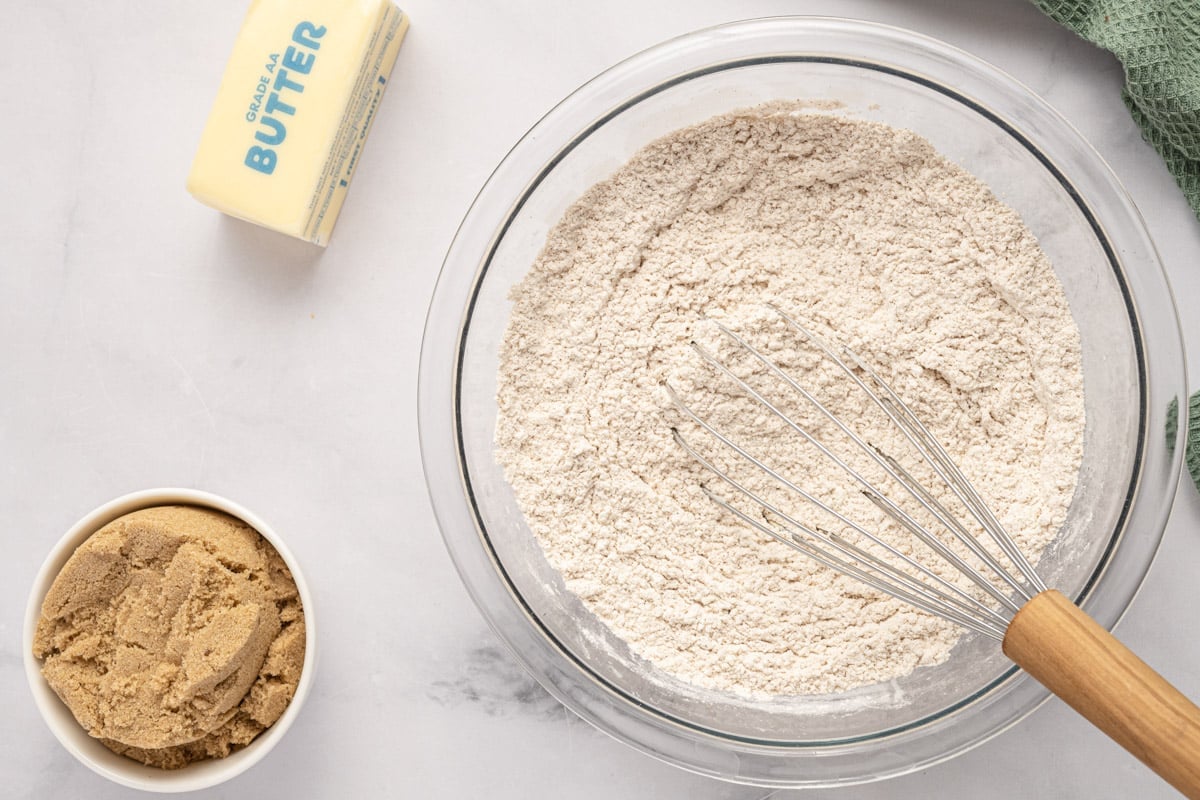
[188, 0, 408, 246]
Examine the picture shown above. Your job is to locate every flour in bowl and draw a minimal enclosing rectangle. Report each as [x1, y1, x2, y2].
[495, 104, 1084, 696]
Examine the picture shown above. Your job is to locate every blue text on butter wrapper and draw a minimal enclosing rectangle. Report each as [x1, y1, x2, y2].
[244, 22, 326, 175]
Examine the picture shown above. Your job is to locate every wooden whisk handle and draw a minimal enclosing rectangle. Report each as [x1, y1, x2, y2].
[1002, 589, 1200, 798]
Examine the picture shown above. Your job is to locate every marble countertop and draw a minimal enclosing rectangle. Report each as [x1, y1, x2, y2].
[3, 0, 1198, 797]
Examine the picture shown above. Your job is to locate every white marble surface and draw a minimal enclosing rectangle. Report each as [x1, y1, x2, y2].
[3, 0, 1198, 797]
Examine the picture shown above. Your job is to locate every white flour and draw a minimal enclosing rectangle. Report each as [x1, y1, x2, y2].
[495, 104, 1084, 696]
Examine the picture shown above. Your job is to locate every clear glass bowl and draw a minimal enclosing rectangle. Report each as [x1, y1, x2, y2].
[419, 17, 1187, 787]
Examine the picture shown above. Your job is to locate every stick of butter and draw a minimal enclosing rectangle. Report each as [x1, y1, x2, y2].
[188, 0, 408, 246]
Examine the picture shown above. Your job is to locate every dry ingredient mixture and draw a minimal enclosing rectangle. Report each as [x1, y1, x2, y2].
[34, 506, 306, 768]
[495, 104, 1085, 696]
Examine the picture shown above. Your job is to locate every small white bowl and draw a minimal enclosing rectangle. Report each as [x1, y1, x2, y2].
[23, 488, 317, 793]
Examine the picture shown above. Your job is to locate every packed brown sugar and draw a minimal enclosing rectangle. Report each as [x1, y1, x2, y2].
[33, 506, 305, 769]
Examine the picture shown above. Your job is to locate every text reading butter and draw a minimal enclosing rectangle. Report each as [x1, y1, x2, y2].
[188, 0, 409, 246]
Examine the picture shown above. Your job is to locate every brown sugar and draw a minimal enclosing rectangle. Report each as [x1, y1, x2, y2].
[33, 505, 306, 769]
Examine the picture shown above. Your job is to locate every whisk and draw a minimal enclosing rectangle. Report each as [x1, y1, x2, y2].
[669, 305, 1200, 799]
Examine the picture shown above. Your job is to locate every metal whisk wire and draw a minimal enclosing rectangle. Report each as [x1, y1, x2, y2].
[667, 308, 1200, 794]
[667, 307, 1045, 640]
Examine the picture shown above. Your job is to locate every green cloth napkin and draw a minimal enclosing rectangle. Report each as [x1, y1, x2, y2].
[1032, 0, 1200, 492]
[1188, 392, 1200, 490]
[1032, 0, 1200, 215]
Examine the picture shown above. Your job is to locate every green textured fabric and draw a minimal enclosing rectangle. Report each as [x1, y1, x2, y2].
[1031, 0, 1200, 216]
[1188, 391, 1200, 492]
[1166, 393, 1200, 493]
[1033, 2, 1200, 493]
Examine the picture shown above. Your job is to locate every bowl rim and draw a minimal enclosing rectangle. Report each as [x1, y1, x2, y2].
[419, 15, 1188, 787]
[23, 488, 318, 793]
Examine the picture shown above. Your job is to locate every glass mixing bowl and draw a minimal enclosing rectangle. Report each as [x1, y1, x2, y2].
[419, 17, 1187, 787]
